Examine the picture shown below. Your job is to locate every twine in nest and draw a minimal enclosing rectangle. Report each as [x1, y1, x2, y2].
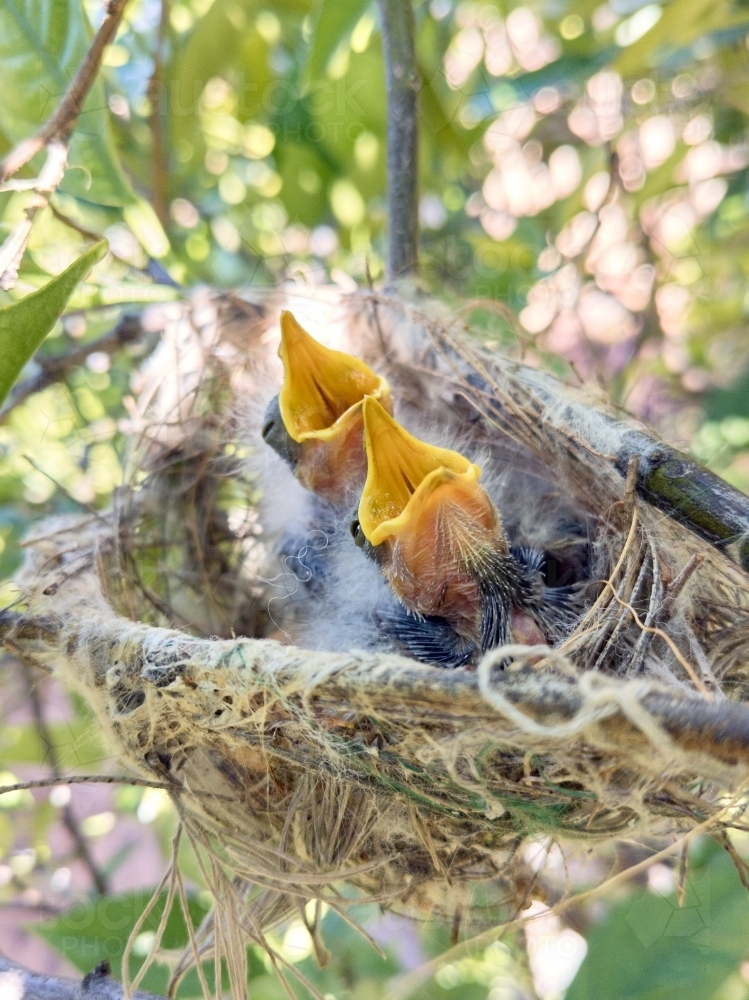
[4, 287, 749, 998]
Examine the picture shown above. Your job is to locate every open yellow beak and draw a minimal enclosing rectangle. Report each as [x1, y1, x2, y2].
[278, 311, 390, 444]
[358, 397, 484, 547]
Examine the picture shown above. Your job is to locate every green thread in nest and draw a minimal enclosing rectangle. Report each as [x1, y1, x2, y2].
[8, 288, 749, 995]
[531, 755, 598, 801]
[494, 796, 578, 833]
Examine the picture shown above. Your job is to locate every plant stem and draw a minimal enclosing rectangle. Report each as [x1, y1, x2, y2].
[148, 0, 171, 226]
[377, 0, 420, 281]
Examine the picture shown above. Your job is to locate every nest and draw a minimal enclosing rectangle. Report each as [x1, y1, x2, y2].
[7, 287, 749, 995]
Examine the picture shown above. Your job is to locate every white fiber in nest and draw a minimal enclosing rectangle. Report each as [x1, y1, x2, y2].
[8, 286, 749, 998]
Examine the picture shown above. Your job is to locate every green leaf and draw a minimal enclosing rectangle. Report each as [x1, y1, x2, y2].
[567, 842, 749, 1000]
[310, 46, 386, 164]
[304, 0, 371, 83]
[0, 0, 132, 206]
[169, 0, 262, 147]
[0, 240, 107, 408]
[615, 0, 749, 78]
[0, 717, 109, 770]
[419, 65, 476, 156]
[35, 890, 212, 997]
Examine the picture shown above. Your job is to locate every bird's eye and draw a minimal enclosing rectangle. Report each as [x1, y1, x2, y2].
[350, 519, 366, 547]
[261, 416, 275, 441]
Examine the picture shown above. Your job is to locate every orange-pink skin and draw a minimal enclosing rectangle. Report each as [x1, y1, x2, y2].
[510, 611, 546, 645]
[381, 475, 506, 645]
[377, 476, 547, 649]
[294, 412, 370, 505]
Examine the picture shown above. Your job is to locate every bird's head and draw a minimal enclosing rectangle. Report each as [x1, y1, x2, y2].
[261, 311, 391, 503]
[353, 397, 510, 642]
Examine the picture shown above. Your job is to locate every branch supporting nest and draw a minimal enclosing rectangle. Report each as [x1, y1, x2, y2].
[6, 288, 749, 986]
[424, 301, 749, 572]
[0, 956, 162, 1000]
[4, 595, 749, 791]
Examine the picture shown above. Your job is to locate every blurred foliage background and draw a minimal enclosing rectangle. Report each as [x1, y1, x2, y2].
[2, 0, 749, 994]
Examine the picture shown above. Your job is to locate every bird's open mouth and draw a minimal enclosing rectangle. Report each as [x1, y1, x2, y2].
[278, 311, 390, 443]
[358, 397, 484, 547]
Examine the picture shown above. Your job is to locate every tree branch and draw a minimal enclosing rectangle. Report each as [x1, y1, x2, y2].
[0, 0, 133, 184]
[630, 447, 749, 572]
[431, 315, 749, 573]
[0, 956, 164, 1000]
[8, 593, 749, 779]
[0, 0, 133, 287]
[377, 0, 420, 281]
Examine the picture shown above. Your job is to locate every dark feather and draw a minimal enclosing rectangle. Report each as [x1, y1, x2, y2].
[511, 545, 545, 576]
[377, 605, 475, 668]
[475, 550, 525, 652]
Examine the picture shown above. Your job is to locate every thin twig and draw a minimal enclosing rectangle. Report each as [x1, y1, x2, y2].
[603, 582, 710, 697]
[148, 0, 170, 226]
[22, 665, 109, 895]
[0, 143, 68, 289]
[50, 202, 174, 273]
[677, 840, 688, 906]
[0, 0, 134, 183]
[21, 454, 110, 521]
[49, 201, 104, 242]
[624, 454, 639, 508]
[663, 553, 705, 608]
[0, 774, 235, 799]
[718, 830, 749, 894]
[0, 0, 134, 287]
[0, 899, 63, 915]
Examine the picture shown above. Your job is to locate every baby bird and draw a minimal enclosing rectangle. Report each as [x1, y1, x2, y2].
[259, 320, 577, 667]
[261, 311, 391, 505]
[352, 397, 573, 662]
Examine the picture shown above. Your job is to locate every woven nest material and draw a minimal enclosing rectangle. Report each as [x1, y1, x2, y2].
[7, 287, 749, 993]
